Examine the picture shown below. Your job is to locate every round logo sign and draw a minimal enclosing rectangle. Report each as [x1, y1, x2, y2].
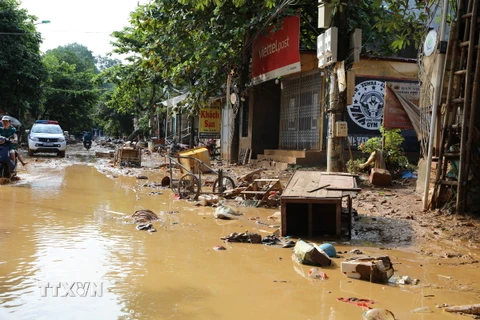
[347, 80, 385, 130]
[423, 29, 437, 57]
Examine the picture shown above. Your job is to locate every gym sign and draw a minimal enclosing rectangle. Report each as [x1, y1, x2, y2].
[347, 80, 385, 130]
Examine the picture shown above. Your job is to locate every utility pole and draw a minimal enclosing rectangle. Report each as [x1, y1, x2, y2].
[324, 5, 349, 173]
[422, 0, 449, 210]
[326, 65, 344, 172]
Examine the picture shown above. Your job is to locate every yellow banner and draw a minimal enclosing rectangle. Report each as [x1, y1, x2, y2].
[199, 105, 221, 138]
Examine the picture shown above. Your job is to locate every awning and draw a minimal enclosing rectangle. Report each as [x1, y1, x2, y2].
[383, 85, 422, 140]
[160, 93, 188, 107]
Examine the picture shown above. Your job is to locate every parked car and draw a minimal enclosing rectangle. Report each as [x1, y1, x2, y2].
[26, 120, 67, 157]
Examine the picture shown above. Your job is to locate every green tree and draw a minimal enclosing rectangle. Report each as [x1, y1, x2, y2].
[41, 44, 100, 133]
[0, 0, 47, 122]
[181, 0, 438, 52]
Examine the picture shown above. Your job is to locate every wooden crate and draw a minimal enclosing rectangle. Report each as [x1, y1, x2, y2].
[114, 147, 141, 167]
[280, 171, 359, 239]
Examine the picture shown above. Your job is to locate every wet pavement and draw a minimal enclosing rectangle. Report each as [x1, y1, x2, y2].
[0, 147, 479, 319]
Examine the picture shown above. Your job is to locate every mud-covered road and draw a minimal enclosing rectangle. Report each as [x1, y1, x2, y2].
[0, 142, 479, 320]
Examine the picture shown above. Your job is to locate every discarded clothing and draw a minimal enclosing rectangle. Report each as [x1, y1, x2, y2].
[214, 205, 243, 220]
[262, 235, 296, 248]
[337, 297, 375, 309]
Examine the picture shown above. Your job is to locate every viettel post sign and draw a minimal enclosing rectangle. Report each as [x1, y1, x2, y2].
[199, 104, 221, 139]
[251, 16, 301, 85]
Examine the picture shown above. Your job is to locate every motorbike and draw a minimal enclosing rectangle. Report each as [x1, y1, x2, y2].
[83, 140, 92, 150]
[0, 136, 17, 179]
[158, 139, 189, 156]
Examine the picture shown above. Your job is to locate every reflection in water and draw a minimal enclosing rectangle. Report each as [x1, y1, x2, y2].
[0, 164, 479, 319]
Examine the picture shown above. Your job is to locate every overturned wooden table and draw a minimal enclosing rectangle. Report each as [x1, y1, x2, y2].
[280, 171, 359, 239]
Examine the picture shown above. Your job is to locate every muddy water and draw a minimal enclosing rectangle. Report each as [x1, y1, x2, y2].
[0, 163, 479, 320]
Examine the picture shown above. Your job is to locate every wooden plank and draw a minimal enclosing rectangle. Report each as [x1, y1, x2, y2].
[282, 171, 360, 199]
[293, 171, 323, 196]
[326, 190, 343, 198]
[284, 174, 306, 197]
[241, 191, 267, 194]
[307, 184, 330, 193]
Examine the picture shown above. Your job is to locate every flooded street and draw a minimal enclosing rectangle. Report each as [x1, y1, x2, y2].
[1, 154, 480, 319]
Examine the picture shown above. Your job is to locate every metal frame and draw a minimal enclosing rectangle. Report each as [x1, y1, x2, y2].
[165, 155, 235, 198]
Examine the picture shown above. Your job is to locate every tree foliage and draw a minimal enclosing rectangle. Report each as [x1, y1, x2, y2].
[41, 44, 100, 133]
[0, 0, 47, 122]
[109, 0, 318, 119]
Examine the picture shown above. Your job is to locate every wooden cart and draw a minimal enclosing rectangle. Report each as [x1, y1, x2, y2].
[113, 146, 142, 167]
[165, 154, 235, 200]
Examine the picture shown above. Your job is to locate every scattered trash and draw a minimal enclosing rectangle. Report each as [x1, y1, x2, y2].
[308, 267, 328, 279]
[401, 171, 417, 179]
[268, 211, 281, 221]
[262, 235, 295, 248]
[240, 199, 261, 207]
[319, 243, 337, 257]
[444, 304, 480, 315]
[362, 308, 395, 320]
[341, 255, 394, 283]
[350, 248, 363, 254]
[135, 223, 157, 232]
[388, 275, 419, 285]
[411, 306, 433, 313]
[214, 204, 243, 220]
[198, 195, 219, 206]
[338, 297, 375, 309]
[213, 245, 226, 251]
[161, 176, 170, 187]
[292, 240, 332, 267]
[221, 231, 262, 244]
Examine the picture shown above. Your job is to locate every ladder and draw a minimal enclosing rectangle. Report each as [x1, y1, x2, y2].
[431, 0, 480, 213]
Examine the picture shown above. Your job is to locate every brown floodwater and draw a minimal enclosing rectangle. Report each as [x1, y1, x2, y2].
[0, 160, 479, 320]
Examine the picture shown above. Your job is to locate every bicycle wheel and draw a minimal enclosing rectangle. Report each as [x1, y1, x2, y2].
[177, 174, 200, 200]
[212, 176, 236, 193]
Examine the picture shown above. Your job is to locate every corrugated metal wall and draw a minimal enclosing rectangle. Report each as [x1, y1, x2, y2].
[279, 70, 322, 150]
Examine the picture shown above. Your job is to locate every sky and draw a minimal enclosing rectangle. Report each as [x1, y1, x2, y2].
[20, 0, 146, 57]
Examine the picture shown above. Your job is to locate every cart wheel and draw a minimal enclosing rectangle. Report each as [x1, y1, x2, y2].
[213, 176, 236, 193]
[178, 174, 200, 200]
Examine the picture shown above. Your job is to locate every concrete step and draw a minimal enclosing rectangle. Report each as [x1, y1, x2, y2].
[253, 159, 290, 171]
[264, 149, 307, 157]
[257, 149, 325, 166]
[257, 154, 299, 163]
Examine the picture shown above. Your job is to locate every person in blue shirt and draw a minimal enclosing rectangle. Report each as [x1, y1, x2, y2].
[83, 131, 92, 142]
